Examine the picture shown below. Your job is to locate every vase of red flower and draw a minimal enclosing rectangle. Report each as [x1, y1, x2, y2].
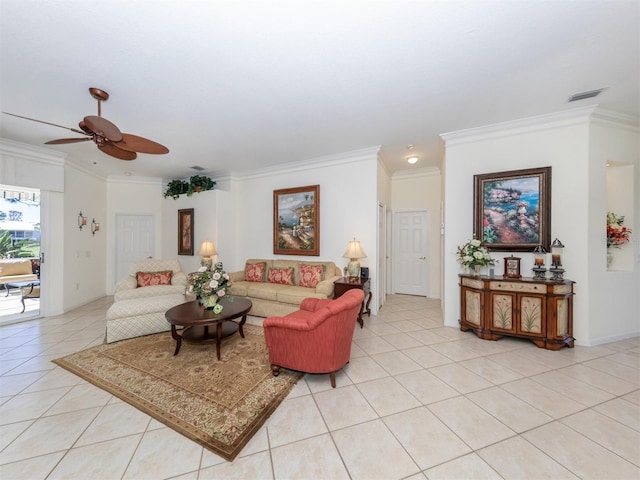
[606, 212, 632, 269]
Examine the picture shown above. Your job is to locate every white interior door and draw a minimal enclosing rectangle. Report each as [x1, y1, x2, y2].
[115, 215, 155, 282]
[393, 210, 429, 296]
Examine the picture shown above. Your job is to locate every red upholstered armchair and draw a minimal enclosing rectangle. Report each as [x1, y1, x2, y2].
[263, 288, 365, 388]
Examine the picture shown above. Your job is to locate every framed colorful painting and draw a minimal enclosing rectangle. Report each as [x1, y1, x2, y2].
[473, 167, 551, 251]
[178, 208, 194, 255]
[273, 185, 320, 256]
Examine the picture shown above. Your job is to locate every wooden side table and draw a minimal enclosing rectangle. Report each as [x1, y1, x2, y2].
[333, 277, 371, 328]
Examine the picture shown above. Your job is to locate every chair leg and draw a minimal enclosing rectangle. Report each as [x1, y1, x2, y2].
[329, 371, 336, 388]
[271, 364, 280, 377]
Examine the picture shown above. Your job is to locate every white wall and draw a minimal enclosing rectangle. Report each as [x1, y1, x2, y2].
[589, 114, 639, 344]
[63, 165, 107, 310]
[106, 177, 164, 292]
[442, 107, 639, 346]
[391, 169, 442, 298]
[221, 148, 381, 312]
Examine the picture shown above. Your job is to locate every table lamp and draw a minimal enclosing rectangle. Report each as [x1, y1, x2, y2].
[342, 238, 367, 281]
[197, 240, 217, 270]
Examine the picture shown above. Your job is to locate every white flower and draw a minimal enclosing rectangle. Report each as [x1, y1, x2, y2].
[198, 266, 207, 272]
[209, 280, 218, 289]
[212, 272, 221, 280]
[470, 239, 481, 247]
[218, 290, 226, 297]
[473, 251, 484, 259]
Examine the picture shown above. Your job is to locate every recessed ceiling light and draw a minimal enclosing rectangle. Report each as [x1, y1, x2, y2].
[407, 156, 419, 164]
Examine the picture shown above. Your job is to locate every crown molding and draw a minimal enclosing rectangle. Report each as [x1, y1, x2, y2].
[0, 138, 66, 165]
[392, 166, 440, 179]
[440, 106, 606, 146]
[107, 175, 164, 186]
[232, 146, 381, 181]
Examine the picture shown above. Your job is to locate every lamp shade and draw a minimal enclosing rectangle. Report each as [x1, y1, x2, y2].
[342, 238, 367, 260]
[197, 241, 217, 257]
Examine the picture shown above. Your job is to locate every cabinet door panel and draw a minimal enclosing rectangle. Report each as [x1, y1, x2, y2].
[556, 298, 569, 336]
[518, 295, 544, 335]
[491, 293, 513, 331]
[464, 289, 482, 326]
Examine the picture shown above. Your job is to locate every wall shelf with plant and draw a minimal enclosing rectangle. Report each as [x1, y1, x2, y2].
[164, 175, 216, 199]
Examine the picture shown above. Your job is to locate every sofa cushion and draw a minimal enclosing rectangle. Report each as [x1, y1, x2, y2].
[247, 283, 282, 301]
[277, 287, 326, 305]
[245, 262, 266, 282]
[299, 263, 324, 288]
[114, 284, 186, 302]
[106, 293, 186, 320]
[136, 270, 173, 287]
[0, 259, 34, 277]
[267, 267, 294, 285]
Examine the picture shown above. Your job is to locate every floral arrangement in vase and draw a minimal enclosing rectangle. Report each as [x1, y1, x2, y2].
[606, 212, 632, 248]
[187, 263, 231, 311]
[456, 237, 495, 274]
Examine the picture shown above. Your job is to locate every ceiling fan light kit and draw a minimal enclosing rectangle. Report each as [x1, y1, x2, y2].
[2, 87, 169, 161]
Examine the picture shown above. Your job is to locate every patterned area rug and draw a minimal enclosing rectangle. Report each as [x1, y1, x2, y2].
[53, 324, 302, 461]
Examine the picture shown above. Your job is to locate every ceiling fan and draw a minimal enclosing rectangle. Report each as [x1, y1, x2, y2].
[2, 87, 169, 160]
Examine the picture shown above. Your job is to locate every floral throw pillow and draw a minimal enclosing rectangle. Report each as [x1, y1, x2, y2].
[136, 270, 172, 287]
[267, 267, 294, 285]
[245, 262, 266, 282]
[299, 264, 324, 288]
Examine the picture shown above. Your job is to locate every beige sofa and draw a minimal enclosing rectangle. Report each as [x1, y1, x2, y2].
[0, 259, 38, 286]
[105, 259, 187, 343]
[228, 258, 342, 317]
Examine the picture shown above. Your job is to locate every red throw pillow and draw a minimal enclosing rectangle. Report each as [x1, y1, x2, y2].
[299, 264, 324, 288]
[136, 271, 172, 287]
[267, 267, 294, 285]
[245, 262, 266, 282]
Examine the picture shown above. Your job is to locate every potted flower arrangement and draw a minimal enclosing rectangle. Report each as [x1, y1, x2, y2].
[606, 212, 632, 268]
[187, 263, 231, 312]
[456, 237, 495, 275]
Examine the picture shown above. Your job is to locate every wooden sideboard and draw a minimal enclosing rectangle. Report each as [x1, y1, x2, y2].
[459, 274, 575, 350]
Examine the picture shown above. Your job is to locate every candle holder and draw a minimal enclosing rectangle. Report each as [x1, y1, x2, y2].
[550, 238, 565, 280]
[532, 245, 547, 280]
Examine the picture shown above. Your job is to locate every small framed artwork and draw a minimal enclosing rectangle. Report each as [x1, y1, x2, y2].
[474, 166, 551, 252]
[503, 255, 522, 278]
[273, 185, 320, 256]
[178, 208, 194, 255]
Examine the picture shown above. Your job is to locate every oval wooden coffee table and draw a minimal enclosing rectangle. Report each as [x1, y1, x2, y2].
[165, 297, 252, 360]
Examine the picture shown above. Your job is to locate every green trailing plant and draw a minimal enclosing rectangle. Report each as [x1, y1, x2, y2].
[163, 179, 189, 199]
[187, 175, 216, 196]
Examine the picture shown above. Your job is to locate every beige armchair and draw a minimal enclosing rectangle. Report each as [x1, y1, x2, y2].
[105, 259, 187, 343]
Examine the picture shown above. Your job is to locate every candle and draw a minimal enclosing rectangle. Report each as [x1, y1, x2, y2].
[82, 217, 87, 225]
[534, 257, 544, 266]
[95, 224, 100, 231]
[551, 254, 561, 267]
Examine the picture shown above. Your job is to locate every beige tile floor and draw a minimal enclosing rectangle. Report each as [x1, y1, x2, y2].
[0, 294, 638, 479]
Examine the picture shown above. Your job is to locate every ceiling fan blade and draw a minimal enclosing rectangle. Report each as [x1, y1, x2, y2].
[2, 112, 89, 136]
[45, 137, 92, 145]
[117, 133, 169, 154]
[84, 115, 123, 142]
[78, 121, 92, 134]
[98, 143, 137, 160]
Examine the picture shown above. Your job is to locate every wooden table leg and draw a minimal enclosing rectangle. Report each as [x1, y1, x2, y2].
[216, 322, 222, 360]
[171, 325, 182, 356]
[238, 314, 247, 338]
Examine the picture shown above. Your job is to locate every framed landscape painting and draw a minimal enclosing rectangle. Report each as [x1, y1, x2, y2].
[473, 167, 551, 252]
[178, 208, 194, 255]
[273, 185, 320, 256]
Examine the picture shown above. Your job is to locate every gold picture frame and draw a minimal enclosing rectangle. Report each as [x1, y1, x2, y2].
[273, 185, 320, 256]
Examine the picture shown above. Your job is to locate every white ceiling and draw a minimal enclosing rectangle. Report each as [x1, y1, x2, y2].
[1, 1, 638, 180]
